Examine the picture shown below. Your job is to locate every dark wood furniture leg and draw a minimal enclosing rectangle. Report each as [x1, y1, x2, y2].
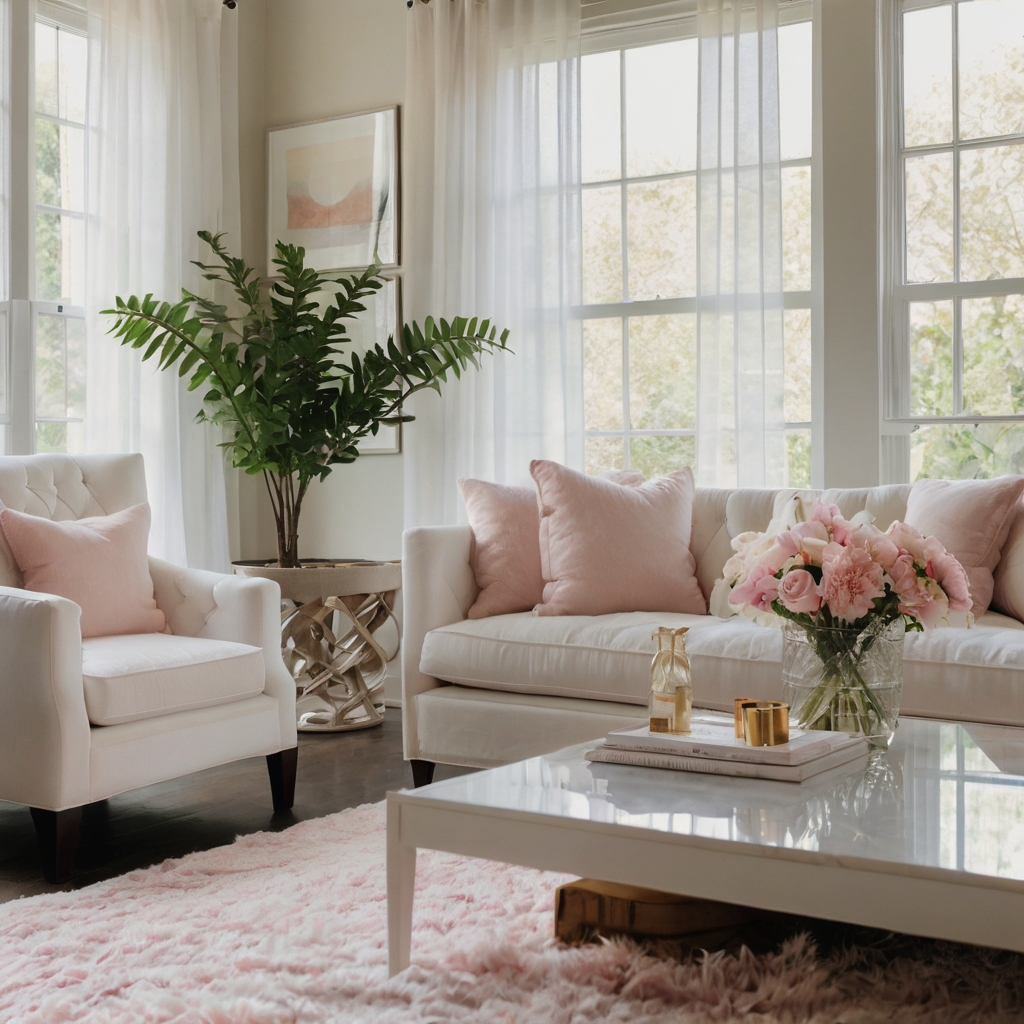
[30, 806, 82, 884]
[266, 747, 298, 811]
[410, 759, 435, 788]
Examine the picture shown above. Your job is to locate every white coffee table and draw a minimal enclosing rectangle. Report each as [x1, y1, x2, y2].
[386, 715, 1024, 975]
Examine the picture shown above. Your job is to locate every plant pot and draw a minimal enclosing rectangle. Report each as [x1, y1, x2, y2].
[234, 559, 402, 733]
[781, 619, 904, 749]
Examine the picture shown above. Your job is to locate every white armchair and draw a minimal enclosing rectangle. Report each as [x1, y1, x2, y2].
[0, 453, 297, 882]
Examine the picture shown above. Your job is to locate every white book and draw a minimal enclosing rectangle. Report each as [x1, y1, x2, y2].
[585, 740, 870, 783]
[604, 719, 864, 767]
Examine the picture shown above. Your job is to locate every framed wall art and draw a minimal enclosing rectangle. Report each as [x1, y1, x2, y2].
[267, 106, 399, 274]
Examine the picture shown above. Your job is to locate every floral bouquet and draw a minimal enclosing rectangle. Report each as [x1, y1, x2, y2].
[716, 502, 972, 743]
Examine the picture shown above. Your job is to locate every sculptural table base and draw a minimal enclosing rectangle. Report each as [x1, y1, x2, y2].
[284, 592, 397, 732]
[233, 560, 402, 733]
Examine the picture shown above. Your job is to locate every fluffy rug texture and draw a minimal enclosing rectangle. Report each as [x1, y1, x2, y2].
[1, 802, 1023, 1023]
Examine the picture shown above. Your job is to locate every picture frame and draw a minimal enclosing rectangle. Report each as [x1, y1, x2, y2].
[267, 106, 399, 274]
[347, 274, 403, 456]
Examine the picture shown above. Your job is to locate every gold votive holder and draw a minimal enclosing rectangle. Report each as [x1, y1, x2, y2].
[733, 697, 755, 738]
[736, 700, 790, 747]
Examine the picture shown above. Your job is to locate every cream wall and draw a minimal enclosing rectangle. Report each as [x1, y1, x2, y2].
[237, 0, 409, 562]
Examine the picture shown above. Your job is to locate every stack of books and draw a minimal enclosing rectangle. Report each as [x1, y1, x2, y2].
[585, 714, 869, 782]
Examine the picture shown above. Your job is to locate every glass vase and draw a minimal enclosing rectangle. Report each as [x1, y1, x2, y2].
[649, 627, 693, 734]
[781, 619, 904, 748]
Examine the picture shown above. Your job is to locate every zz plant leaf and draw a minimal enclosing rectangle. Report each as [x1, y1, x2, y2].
[103, 231, 510, 567]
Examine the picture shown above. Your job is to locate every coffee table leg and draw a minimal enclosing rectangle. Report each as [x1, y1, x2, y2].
[387, 797, 416, 976]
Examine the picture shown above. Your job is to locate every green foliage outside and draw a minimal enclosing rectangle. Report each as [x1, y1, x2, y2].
[104, 232, 510, 567]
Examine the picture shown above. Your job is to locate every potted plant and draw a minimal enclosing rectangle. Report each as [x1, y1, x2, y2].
[104, 230, 509, 569]
[104, 231, 509, 731]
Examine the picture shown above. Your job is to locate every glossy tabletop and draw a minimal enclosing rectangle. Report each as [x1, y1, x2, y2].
[402, 715, 1024, 886]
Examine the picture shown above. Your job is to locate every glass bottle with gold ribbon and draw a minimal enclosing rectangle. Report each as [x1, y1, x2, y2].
[648, 626, 693, 734]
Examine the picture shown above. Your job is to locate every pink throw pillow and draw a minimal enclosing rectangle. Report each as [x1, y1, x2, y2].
[904, 476, 1024, 616]
[460, 469, 650, 618]
[531, 460, 706, 617]
[0, 503, 167, 638]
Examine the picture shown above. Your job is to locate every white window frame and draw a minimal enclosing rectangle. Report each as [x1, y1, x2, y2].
[881, 0, 1024, 481]
[578, 7, 813, 478]
[3, 0, 88, 457]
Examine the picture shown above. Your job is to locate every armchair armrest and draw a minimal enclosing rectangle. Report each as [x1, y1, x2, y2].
[401, 526, 477, 760]
[0, 587, 90, 810]
[149, 558, 296, 749]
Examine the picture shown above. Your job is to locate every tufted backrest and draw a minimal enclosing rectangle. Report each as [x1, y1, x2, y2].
[0, 454, 148, 588]
[691, 483, 914, 601]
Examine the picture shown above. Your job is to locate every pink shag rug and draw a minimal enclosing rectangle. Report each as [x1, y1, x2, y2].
[1, 802, 1023, 1023]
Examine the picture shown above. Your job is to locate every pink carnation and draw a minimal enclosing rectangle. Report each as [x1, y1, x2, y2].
[729, 565, 780, 613]
[777, 568, 822, 615]
[847, 523, 901, 570]
[820, 544, 885, 623]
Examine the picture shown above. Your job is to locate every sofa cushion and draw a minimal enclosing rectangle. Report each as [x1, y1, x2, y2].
[420, 610, 1024, 727]
[82, 634, 264, 726]
[420, 612, 780, 707]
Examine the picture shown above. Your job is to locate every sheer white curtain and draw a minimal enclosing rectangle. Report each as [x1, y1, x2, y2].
[403, 0, 583, 528]
[84, 0, 240, 569]
[696, 0, 786, 488]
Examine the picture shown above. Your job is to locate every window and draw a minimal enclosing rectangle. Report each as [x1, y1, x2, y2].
[579, 19, 813, 483]
[32, 17, 87, 453]
[889, 0, 1024, 480]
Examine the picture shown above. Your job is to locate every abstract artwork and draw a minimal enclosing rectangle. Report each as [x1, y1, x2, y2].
[268, 107, 398, 273]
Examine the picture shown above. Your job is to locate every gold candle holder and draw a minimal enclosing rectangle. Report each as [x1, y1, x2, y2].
[733, 697, 755, 738]
[735, 700, 790, 746]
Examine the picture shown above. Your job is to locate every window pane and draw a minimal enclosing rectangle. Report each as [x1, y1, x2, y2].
[65, 316, 86, 418]
[786, 429, 811, 488]
[626, 177, 695, 300]
[962, 294, 1024, 417]
[35, 420, 83, 455]
[911, 421, 1024, 480]
[960, 144, 1024, 282]
[902, 5, 952, 148]
[583, 318, 623, 431]
[909, 300, 953, 417]
[582, 186, 623, 304]
[35, 314, 67, 417]
[625, 39, 697, 177]
[628, 314, 696, 430]
[582, 51, 620, 184]
[585, 435, 624, 474]
[779, 22, 812, 162]
[784, 308, 811, 423]
[35, 22, 58, 117]
[958, 0, 1024, 141]
[35, 121, 85, 212]
[782, 166, 811, 291]
[57, 29, 87, 124]
[905, 152, 954, 283]
[35, 211, 84, 303]
[629, 435, 695, 478]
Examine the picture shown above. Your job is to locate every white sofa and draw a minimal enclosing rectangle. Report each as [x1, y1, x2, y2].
[402, 483, 1024, 778]
[0, 453, 297, 881]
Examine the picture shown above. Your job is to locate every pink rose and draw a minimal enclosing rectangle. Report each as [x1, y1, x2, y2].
[898, 574, 951, 629]
[820, 544, 886, 623]
[777, 569, 822, 615]
[729, 565, 780, 613]
[811, 502, 842, 531]
[928, 549, 973, 613]
[887, 553, 919, 596]
[760, 530, 801, 573]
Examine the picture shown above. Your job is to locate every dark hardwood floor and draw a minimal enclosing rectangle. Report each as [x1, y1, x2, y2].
[0, 709, 472, 903]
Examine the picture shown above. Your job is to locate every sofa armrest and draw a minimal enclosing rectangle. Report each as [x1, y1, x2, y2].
[401, 525, 477, 760]
[149, 558, 296, 749]
[0, 587, 90, 810]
